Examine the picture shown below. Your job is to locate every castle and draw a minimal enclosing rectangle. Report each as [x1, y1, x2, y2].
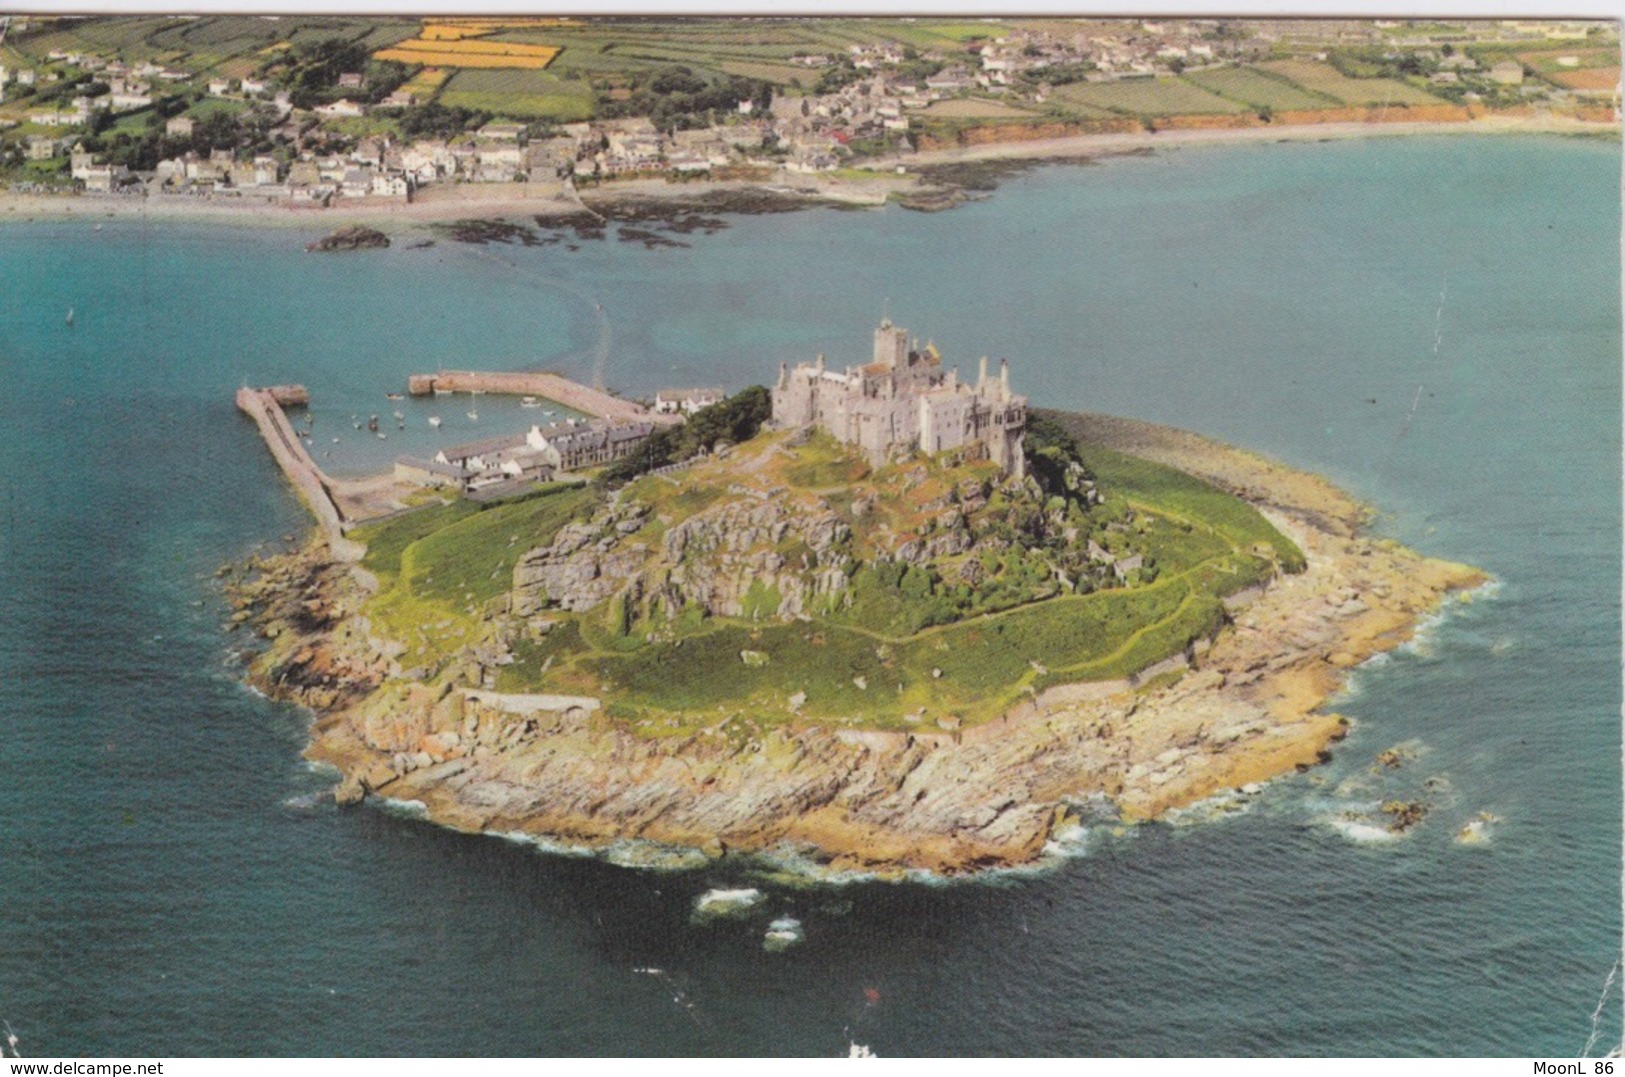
[770, 320, 1028, 477]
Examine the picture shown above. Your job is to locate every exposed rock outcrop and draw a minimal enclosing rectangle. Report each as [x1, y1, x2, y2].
[306, 225, 390, 252]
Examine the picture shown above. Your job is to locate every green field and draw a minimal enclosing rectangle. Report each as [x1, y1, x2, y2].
[352, 484, 595, 670]
[1051, 77, 1251, 117]
[437, 67, 595, 121]
[1182, 65, 1337, 112]
[1258, 59, 1445, 107]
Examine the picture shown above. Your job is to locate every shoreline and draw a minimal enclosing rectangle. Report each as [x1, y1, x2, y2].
[3, 112, 1613, 235]
[227, 411, 1486, 878]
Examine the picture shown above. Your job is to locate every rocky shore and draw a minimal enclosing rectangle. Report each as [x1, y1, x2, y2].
[228, 413, 1485, 877]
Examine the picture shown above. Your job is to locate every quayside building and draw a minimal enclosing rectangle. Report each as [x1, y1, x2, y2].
[770, 320, 1028, 477]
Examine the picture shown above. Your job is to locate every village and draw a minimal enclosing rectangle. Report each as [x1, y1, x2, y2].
[0, 15, 1615, 204]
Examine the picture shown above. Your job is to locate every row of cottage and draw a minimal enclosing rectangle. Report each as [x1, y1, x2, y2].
[394, 418, 655, 494]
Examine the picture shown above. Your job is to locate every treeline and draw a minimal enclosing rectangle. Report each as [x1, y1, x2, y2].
[599, 386, 772, 486]
[263, 36, 412, 110]
[1023, 413, 1096, 501]
[594, 65, 773, 131]
[388, 102, 494, 141]
[79, 104, 281, 171]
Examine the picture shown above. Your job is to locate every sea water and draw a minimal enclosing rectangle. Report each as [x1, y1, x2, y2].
[0, 134, 1617, 1055]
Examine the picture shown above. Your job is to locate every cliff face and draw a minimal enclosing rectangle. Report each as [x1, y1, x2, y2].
[510, 434, 1096, 630]
[512, 492, 855, 621]
[234, 417, 1484, 876]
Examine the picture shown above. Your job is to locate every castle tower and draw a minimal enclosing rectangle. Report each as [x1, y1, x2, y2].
[1000, 358, 1010, 399]
[873, 319, 909, 369]
[978, 355, 989, 389]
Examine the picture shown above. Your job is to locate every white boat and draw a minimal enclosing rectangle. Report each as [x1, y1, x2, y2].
[428, 416, 442, 428]
[520, 396, 541, 408]
[467, 410, 479, 421]
[65, 307, 74, 326]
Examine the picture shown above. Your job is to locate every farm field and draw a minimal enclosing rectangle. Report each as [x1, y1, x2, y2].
[915, 97, 1041, 119]
[1547, 67, 1622, 91]
[437, 68, 594, 121]
[374, 37, 561, 70]
[1257, 59, 1445, 106]
[1516, 46, 1620, 72]
[717, 61, 819, 87]
[1182, 65, 1336, 112]
[401, 67, 450, 101]
[1051, 77, 1251, 117]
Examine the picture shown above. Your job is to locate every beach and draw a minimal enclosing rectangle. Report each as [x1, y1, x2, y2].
[2, 111, 1612, 234]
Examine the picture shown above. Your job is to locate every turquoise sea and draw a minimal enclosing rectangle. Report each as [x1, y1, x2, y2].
[0, 134, 1618, 1056]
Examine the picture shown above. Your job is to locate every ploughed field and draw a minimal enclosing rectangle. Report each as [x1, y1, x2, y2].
[348, 422, 1303, 735]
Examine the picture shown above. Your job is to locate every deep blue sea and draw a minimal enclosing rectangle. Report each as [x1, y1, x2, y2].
[0, 134, 1618, 1056]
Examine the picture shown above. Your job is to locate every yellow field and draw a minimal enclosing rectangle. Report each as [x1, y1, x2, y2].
[421, 19, 573, 42]
[375, 38, 561, 70]
[401, 67, 450, 99]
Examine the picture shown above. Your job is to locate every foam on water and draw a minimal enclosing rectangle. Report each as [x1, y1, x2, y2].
[374, 797, 429, 820]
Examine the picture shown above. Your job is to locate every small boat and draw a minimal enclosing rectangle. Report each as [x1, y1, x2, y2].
[433, 386, 451, 396]
[94, 223, 103, 231]
[385, 393, 404, 401]
[367, 415, 379, 433]
[331, 437, 340, 443]
[542, 410, 554, 417]
[467, 410, 479, 421]
[393, 410, 404, 421]
[427, 416, 442, 428]
[65, 307, 74, 326]
[375, 431, 387, 440]
[520, 396, 541, 408]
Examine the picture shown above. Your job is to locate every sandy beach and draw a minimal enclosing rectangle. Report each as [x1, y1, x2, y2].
[3, 111, 1612, 235]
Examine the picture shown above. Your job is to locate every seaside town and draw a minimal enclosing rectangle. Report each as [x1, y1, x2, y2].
[0, 14, 1615, 205]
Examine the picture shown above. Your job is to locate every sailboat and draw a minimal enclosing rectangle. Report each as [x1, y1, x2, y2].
[428, 416, 442, 429]
[65, 307, 74, 327]
[466, 389, 480, 422]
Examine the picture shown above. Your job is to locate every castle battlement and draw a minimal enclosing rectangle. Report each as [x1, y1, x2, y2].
[770, 320, 1027, 477]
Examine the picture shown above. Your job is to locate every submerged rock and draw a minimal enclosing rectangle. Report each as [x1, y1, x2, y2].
[763, 916, 805, 952]
[306, 225, 390, 252]
[692, 887, 766, 919]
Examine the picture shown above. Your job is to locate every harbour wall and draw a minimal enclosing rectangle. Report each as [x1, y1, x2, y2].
[235, 386, 364, 561]
[406, 370, 681, 426]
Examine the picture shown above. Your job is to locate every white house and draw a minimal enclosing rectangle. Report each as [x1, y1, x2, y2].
[315, 98, 366, 118]
[654, 387, 724, 415]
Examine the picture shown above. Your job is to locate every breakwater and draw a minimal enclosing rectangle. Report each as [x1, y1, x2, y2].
[235, 386, 363, 561]
[405, 370, 680, 425]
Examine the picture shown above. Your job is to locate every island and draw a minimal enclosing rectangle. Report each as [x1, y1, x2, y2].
[226, 321, 1486, 876]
